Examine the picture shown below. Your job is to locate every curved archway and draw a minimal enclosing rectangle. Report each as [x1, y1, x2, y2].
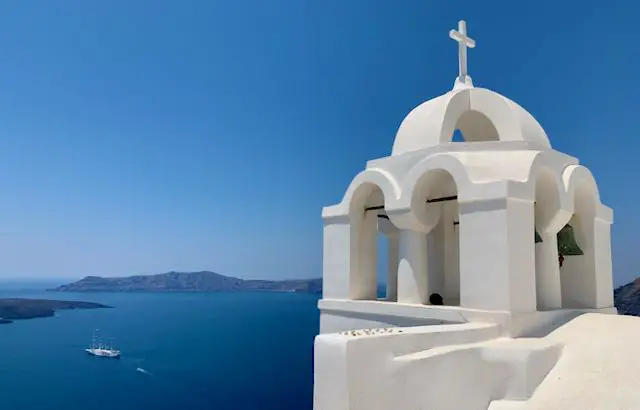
[437, 88, 531, 146]
[347, 182, 398, 301]
[404, 168, 461, 306]
[452, 110, 499, 142]
[395, 154, 470, 234]
[343, 169, 400, 216]
[533, 167, 565, 310]
[560, 179, 599, 308]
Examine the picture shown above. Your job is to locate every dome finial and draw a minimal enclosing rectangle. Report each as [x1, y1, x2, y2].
[449, 20, 475, 89]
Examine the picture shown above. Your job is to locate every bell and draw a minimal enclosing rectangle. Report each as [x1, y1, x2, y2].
[535, 230, 543, 243]
[557, 224, 584, 256]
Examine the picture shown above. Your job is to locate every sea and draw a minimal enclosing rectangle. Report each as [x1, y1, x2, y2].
[0, 280, 320, 410]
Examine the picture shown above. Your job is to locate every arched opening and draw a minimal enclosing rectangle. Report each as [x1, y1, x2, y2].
[533, 169, 563, 310]
[453, 110, 499, 143]
[376, 234, 388, 299]
[560, 182, 598, 308]
[376, 209, 399, 301]
[412, 170, 460, 306]
[348, 183, 398, 301]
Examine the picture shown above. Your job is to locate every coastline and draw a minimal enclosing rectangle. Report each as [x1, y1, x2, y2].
[0, 298, 110, 324]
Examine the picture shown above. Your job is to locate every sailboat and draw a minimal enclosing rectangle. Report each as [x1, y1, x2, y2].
[85, 329, 121, 358]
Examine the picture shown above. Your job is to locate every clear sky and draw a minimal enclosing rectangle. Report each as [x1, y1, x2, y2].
[0, 0, 636, 284]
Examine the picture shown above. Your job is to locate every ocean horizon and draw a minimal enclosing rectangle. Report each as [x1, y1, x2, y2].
[0, 281, 319, 410]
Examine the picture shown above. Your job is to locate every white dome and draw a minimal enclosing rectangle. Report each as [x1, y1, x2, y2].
[391, 86, 550, 156]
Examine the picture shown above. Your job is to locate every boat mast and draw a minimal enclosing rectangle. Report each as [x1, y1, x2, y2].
[95, 328, 104, 350]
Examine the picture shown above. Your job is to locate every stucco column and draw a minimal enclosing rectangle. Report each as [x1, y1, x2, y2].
[535, 233, 562, 310]
[351, 211, 378, 300]
[397, 229, 429, 304]
[386, 233, 399, 301]
[321, 214, 352, 300]
[593, 216, 614, 308]
[458, 197, 536, 312]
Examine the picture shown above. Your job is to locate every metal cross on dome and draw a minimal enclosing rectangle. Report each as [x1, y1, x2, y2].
[449, 20, 475, 85]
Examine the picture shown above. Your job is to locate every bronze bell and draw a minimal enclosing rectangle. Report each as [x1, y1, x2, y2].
[535, 230, 543, 243]
[557, 224, 584, 256]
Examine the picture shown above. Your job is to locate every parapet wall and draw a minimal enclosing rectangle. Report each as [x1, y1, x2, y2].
[318, 299, 617, 337]
[313, 320, 565, 410]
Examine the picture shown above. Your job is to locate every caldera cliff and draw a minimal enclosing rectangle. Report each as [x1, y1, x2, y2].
[50, 271, 322, 294]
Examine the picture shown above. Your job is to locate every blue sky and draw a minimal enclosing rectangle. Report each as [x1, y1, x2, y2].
[0, 1, 636, 285]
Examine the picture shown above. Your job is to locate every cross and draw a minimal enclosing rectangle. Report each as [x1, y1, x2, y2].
[449, 20, 475, 83]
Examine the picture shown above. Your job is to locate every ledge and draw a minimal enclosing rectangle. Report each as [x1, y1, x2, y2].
[318, 299, 617, 337]
[319, 298, 510, 327]
[366, 141, 576, 169]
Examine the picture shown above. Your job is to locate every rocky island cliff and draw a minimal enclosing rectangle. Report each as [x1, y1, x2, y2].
[613, 278, 640, 316]
[0, 298, 109, 324]
[50, 271, 322, 294]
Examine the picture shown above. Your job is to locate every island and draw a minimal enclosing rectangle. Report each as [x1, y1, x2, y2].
[34, 271, 640, 326]
[0, 298, 110, 324]
[614, 278, 640, 316]
[45, 271, 640, 317]
[49, 271, 322, 294]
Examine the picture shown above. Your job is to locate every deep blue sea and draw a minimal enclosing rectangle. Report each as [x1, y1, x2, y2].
[0, 281, 319, 410]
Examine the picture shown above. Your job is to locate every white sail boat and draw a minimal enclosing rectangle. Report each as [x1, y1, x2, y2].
[85, 329, 121, 358]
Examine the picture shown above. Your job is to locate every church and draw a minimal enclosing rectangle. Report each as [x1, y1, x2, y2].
[313, 21, 640, 410]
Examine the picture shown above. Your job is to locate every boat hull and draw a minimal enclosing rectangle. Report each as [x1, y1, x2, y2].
[85, 348, 121, 358]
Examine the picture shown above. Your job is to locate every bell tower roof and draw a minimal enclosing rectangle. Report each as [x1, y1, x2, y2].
[391, 21, 550, 156]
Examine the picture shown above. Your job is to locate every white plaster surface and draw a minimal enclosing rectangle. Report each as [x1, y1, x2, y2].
[314, 19, 622, 410]
[314, 313, 640, 410]
[488, 314, 640, 410]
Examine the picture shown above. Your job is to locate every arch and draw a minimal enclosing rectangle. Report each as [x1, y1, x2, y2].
[534, 168, 563, 231]
[562, 165, 601, 209]
[528, 155, 573, 234]
[532, 165, 566, 310]
[391, 88, 551, 156]
[393, 154, 466, 306]
[560, 165, 602, 309]
[392, 154, 471, 233]
[422, 171, 461, 306]
[342, 173, 401, 302]
[342, 169, 401, 217]
[453, 110, 499, 142]
[409, 169, 455, 233]
[438, 88, 523, 145]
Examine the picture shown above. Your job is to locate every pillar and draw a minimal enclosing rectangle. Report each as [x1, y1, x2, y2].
[458, 197, 536, 312]
[397, 229, 429, 304]
[535, 233, 562, 310]
[386, 233, 399, 301]
[321, 215, 352, 299]
[350, 211, 378, 300]
[593, 216, 614, 308]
